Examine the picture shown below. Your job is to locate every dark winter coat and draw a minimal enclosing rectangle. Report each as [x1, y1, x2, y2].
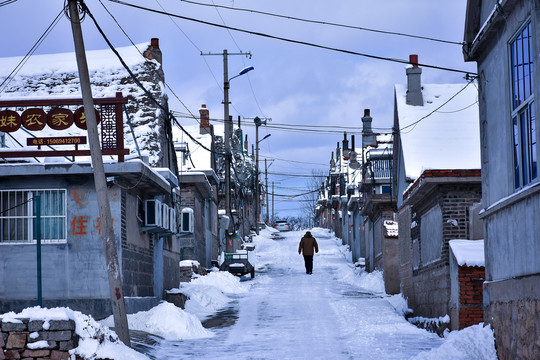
[298, 232, 319, 256]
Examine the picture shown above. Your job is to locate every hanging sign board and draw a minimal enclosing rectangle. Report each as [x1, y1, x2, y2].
[0, 93, 129, 162]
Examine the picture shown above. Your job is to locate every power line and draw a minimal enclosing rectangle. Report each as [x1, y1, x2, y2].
[268, 171, 327, 178]
[0, 0, 18, 7]
[152, 0, 244, 116]
[259, 155, 328, 167]
[108, 0, 477, 76]
[82, 1, 221, 155]
[0, 8, 64, 93]
[178, 0, 465, 46]
[170, 111, 394, 135]
[97, 0, 205, 128]
[208, 0, 267, 117]
[400, 78, 476, 134]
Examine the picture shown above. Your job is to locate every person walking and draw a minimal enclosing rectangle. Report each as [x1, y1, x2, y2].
[298, 231, 319, 274]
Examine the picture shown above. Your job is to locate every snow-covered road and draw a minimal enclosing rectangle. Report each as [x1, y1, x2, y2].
[148, 228, 444, 359]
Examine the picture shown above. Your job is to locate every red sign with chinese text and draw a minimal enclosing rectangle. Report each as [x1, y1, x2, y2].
[74, 106, 101, 130]
[0, 110, 22, 132]
[47, 108, 74, 130]
[21, 108, 47, 131]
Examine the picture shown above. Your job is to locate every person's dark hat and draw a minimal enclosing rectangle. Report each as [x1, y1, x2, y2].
[305, 231, 311, 236]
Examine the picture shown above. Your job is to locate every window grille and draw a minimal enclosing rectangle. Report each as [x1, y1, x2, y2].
[0, 189, 67, 244]
[510, 21, 537, 189]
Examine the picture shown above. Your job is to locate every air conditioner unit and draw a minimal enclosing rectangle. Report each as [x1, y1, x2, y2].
[161, 203, 170, 230]
[180, 208, 194, 233]
[145, 199, 162, 227]
[169, 208, 177, 233]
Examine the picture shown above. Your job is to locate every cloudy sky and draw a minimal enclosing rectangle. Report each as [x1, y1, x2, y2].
[0, 0, 477, 219]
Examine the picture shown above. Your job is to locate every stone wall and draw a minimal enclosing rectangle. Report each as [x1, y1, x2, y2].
[487, 298, 540, 360]
[1, 319, 77, 360]
[485, 273, 540, 360]
[411, 261, 450, 318]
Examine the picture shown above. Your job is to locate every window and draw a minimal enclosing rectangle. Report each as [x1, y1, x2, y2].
[0, 189, 66, 244]
[510, 21, 537, 188]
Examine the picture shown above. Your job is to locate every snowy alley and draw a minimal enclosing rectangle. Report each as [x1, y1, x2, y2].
[139, 227, 495, 360]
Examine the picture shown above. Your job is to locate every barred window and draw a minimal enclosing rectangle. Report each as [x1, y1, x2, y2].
[510, 21, 537, 189]
[0, 189, 67, 244]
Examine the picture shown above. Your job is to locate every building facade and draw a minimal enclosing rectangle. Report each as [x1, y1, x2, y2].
[464, 1, 540, 358]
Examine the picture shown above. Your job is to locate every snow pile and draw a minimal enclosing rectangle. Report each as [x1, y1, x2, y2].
[310, 227, 332, 238]
[180, 259, 200, 268]
[449, 239, 485, 267]
[179, 283, 232, 320]
[101, 302, 212, 341]
[408, 315, 450, 329]
[386, 294, 412, 316]
[188, 270, 250, 295]
[411, 323, 496, 360]
[0, 306, 148, 360]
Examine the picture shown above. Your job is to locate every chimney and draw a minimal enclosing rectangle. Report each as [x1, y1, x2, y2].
[143, 38, 162, 64]
[244, 134, 248, 152]
[362, 109, 377, 148]
[406, 54, 423, 106]
[342, 133, 350, 160]
[199, 104, 210, 134]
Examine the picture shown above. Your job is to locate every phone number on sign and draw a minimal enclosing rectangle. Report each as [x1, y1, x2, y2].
[27, 136, 87, 146]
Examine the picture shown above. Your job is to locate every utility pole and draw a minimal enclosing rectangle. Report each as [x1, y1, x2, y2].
[272, 181, 275, 225]
[201, 50, 251, 252]
[255, 120, 260, 235]
[68, 0, 130, 346]
[265, 159, 269, 224]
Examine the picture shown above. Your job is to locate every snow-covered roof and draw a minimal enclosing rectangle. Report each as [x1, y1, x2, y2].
[449, 239, 485, 267]
[173, 124, 223, 171]
[395, 83, 480, 180]
[0, 42, 167, 166]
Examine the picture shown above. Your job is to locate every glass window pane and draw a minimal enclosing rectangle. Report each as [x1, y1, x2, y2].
[513, 116, 521, 188]
[521, 112, 530, 184]
[523, 27, 531, 99]
[530, 102, 537, 180]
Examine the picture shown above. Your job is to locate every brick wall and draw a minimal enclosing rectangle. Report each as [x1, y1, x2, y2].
[1, 319, 77, 360]
[458, 265, 484, 329]
[440, 184, 482, 264]
[122, 243, 154, 297]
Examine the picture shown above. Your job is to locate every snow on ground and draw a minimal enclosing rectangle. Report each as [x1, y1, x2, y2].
[1, 227, 496, 359]
[147, 227, 496, 359]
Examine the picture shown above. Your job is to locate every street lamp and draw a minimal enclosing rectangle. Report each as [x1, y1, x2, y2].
[223, 51, 254, 251]
[254, 117, 270, 235]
